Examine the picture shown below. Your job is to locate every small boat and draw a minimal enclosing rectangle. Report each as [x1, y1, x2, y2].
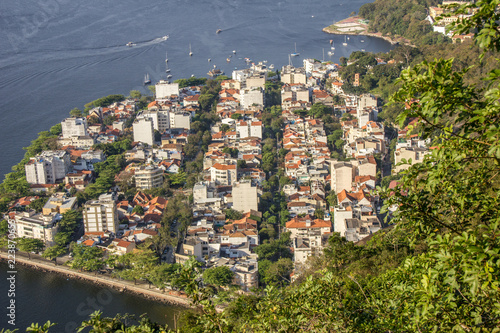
[144, 74, 151, 85]
[328, 51, 334, 56]
[166, 67, 171, 73]
[216, 29, 222, 34]
[361, 39, 365, 43]
[167, 74, 173, 79]
[208, 65, 224, 77]
[342, 35, 347, 46]
[162, 35, 169, 40]
[245, 58, 251, 63]
[208, 58, 211, 62]
[189, 44, 193, 56]
[291, 42, 300, 57]
[269, 64, 275, 69]
[126, 42, 134, 47]
[331, 42, 335, 50]
[232, 50, 236, 54]
[227, 57, 231, 62]
[330, 39, 333, 45]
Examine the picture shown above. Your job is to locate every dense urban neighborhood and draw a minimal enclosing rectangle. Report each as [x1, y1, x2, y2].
[3, 52, 431, 291]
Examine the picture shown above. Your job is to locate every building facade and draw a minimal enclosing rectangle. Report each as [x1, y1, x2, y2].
[133, 116, 155, 146]
[135, 166, 164, 190]
[83, 193, 119, 234]
[25, 151, 71, 184]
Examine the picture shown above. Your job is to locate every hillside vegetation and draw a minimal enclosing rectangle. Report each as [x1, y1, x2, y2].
[358, 0, 447, 45]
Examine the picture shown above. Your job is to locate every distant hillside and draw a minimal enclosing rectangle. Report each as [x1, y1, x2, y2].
[358, 0, 448, 45]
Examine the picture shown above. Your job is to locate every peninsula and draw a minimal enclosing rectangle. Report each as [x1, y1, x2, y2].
[322, 16, 414, 46]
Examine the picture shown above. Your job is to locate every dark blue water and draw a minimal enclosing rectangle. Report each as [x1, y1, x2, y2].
[0, 260, 185, 330]
[0, 0, 394, 329]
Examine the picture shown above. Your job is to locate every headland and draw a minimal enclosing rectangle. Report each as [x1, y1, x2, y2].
[323, 16, 414, 47]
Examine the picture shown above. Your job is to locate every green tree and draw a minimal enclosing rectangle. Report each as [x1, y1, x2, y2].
[224, 208, 243, 220]
[17, 238, 44, 259]
[132, 205, 144, 215]
[203, 266, 234, 287]
[260, 258, 293, 286]
[49, 123, 62, 136]
[69, 108, 82, 117]
[29, 197, 48, 213]
[42, 245, 66, 264]
[129, 90, 141, 99]
[0, 219, 8, 235]
[70, 244, 104, 272]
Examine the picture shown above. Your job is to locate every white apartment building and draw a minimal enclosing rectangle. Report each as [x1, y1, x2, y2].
[240, 87, 264, 109]
[232, 181, 259, 213]
[133, 116, 155, 146]
[232, 68, 253, 82]
[156, 80, 179, 99]
[236, 120, 263, 139]
[245, 74, 266, 89]
[210, 163, 237, 186]
[142, 110, 171, 132]
[331, 161, 354, 194]
[9, 210, 59, 246]
[135, 166, 164, 190]
[303, 59, 322, 75]
[61, 117, 88, 138]
[83, 193, 119, 235]
[281, 84, 310, 104]
[25, 150, 71, 184]
[281, 65, 307, 84]
[170, 111, 191, 130]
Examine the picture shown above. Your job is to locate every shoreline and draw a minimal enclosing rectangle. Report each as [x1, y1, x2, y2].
[323, 16, 415, 47]
[0, 251, 192, 308]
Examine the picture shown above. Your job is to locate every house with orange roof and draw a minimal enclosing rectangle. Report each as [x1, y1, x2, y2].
[285, 215, 332, 265]
[285, 215, 332, 237]
[183, 94, 200, 107]
[110, 239, 136, 255]
[82, 239, 96, 247]
[210, 162, 237, 186]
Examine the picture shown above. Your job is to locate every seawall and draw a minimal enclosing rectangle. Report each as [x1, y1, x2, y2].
[0, 251, 192, 307]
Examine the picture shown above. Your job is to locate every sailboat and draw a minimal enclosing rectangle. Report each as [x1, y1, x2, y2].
[342, 35, 347, 46]
[165, 51, 168, 63]
[331, 41, 335, 50]
[144, 73, 151, 85]
[291, 42, 299, 57]
[189, 44, 193, 56]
